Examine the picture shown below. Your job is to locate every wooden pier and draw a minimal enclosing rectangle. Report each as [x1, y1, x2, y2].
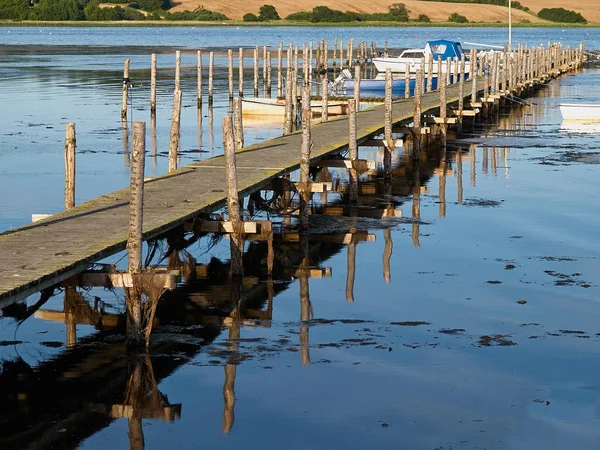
[0, 44, 583, 305]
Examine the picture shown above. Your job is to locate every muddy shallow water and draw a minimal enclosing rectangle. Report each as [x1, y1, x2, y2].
[1, 32, 600, 450]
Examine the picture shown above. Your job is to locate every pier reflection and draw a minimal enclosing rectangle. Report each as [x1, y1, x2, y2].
[0, 112, 524, 448]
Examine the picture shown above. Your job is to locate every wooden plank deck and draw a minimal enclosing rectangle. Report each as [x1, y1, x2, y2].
[0, 81, 472, 305]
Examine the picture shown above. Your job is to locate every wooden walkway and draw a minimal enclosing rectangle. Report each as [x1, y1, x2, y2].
[0, 81, 472, 304]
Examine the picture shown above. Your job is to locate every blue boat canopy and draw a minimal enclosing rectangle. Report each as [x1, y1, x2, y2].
[425, 40, 465, 60]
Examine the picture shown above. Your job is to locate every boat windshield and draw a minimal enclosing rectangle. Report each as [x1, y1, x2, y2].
[429, 44, 447, 54]
[400, 51, 425, 59]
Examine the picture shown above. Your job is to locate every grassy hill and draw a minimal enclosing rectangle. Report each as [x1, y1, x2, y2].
[169, 0, 600, 23]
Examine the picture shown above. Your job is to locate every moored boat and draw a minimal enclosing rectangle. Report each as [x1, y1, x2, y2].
[559, 103, 600, 121]
[242, 97, 348, 116]
[372, 40, 471, 74]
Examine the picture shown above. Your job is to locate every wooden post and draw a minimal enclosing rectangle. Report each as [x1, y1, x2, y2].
[168, 89, 182, 172]
[208, 51, 214, 104]
[308, 42, 313, 84]
[222, 116, 244, 278]
[299, 86, 311, 232]
[348, 98, 358, 203]
[404, 69, 410, 98]
[471, 56, 478, 106]
[427, 53, 433, 93]
[332, 36, 337, 68]
[302, 44, 308, 86]
[267, 50, 272, 97]
[348, 39, 353, 69]
[238, 47, 244, 97]
[339, 39, 344, 69]
[440, 67, 447, 148]
[175, 50, 181, 92]
[196, 50, 202, 108]
[277, 43, 283, 97]
[150, 53, 157, 114]
[453, 57, 458, 84]
[321, 77, 328, 122]
[126, 121, 145, 345]
[253, 46, 259, 97]
[353, 64, 361, 111]
[458, 53, 465, 113]
[64, 122, 76, 210]
[384, 69, 393, 178]
[121, 58, 130, 120]
[284, 69, 293, 135]
[228, 49, 233, 99]
[413, 70, 422, 152]
[263, 45, 268, 95]
[175, 50, 181, 91]
[233, 97, 244, 150]
[446, 57, 451, 85]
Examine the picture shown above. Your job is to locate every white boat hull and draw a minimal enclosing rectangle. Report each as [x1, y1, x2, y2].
[559, 103, 600, 121]
[372, 58, 471, 74]
[242, 98, 347, 116]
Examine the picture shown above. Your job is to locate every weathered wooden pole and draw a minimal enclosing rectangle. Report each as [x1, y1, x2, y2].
[222, 116, 244, 278]
[404, 69, 410, 98]
[253, 46, 259, 97]
[175, 50, 181, 91]
[348, 98, 358, 203]
[266, 51, 272, 97]
[228, 49, 233, 99]
[458, 54, 465, 113]
[283, 69, 293, 135]
[299, 85, 312, 232]
[440, 67, 447, 148]
[302, 44, 309, 85]
[126, 121, 146, 346]
[384, 69, 393, 178]
[321, 77, 329, 122]
[471, 57, 478, 106]
[353, 64, 361, 111]
[446, 57, 452, 85]
[208, 51, 214, 104]
[150, 53, 157, 114]
[263, 45, 268, 95]
[233, 97, 244, 150]
[332, 36, 338, 68]
[277, 43, 283, 97]
[413, 70, 422, 156]
[168, 89, 182, 172]
[121, 58, 130, 120]
[238, 47, 244, 97]
[339, 39, 344, 69]
[64, 122, 76, 210]
[426, 53, 434, 93]
[196, 50, 202, 108]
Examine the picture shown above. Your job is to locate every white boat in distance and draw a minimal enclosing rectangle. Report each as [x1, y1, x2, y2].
[242, 97, 348, 116]
[559, 103, 600, 121]
[372, 40, 471, 74]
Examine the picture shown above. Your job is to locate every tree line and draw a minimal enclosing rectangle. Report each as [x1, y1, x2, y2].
[0, 1, 588, 23]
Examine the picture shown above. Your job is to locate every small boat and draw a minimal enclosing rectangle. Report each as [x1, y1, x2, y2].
[372, 39, 471, 74]
[559, 103, 600, 121]
[333, 69, 468, 97]
[242, 97, 348, 116]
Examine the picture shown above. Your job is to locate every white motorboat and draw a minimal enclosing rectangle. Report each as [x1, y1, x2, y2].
[372, 39, 471, 74]
[559, 103, 600, 121]
[242, 97, 348, 116]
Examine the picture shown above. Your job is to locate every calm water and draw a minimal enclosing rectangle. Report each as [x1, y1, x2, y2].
[1, 27, 600, 450]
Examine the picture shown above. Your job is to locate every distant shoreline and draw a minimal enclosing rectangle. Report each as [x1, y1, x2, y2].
[0, 20, 598, 28]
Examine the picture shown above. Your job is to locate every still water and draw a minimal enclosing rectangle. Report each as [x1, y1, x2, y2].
[1, 27, 600, 449]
